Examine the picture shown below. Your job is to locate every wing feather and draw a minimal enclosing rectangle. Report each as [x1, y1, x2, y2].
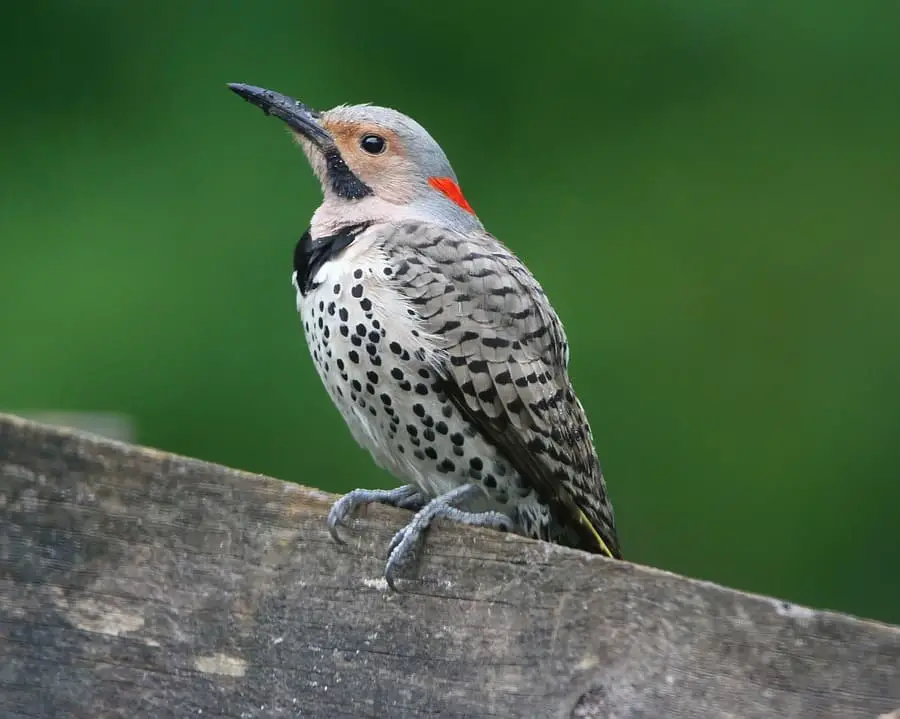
[381, 221, 621, 558]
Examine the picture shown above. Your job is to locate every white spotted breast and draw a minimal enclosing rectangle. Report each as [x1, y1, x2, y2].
[292, 223, 542, 520]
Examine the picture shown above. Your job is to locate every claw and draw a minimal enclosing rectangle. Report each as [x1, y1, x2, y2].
[379, 484, 518, 590]
[326, 493, 355, 544]
[326, 485, 425, 544]
[385, 524, 418, 591]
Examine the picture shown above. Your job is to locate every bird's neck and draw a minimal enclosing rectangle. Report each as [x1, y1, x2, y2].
[310, 196, 407, 239]
[310, 194, 483, 239]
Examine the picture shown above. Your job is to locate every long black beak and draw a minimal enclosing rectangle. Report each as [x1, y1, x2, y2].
[228, 83, 333, 148]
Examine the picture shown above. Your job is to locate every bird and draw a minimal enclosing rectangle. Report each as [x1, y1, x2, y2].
[228, 83, 622, 588]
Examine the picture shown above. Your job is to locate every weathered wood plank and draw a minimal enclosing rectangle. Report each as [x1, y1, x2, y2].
[0, 412, 898, 718]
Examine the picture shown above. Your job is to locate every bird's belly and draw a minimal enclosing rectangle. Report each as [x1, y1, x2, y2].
[296, 267, 537, 519]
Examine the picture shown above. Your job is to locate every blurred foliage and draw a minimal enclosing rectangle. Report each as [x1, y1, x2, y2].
[2, 1, 899, 623]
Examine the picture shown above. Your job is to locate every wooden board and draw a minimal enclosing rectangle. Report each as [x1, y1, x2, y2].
[1, 413, 898, 718]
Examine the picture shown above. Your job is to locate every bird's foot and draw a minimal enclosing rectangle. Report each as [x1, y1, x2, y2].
[327, 485, 427, 544]
[383, 484, 515, 590]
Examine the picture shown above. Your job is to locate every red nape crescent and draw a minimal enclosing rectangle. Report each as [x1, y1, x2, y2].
[428, 176, 476, 215]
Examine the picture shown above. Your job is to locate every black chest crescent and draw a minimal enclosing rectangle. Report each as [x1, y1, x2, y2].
[293, 222, 372, 295]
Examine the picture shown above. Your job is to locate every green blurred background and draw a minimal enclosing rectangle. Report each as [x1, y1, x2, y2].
[2, 1, 898, 623]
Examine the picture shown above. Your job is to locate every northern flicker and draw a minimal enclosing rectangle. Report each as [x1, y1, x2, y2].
[228, 83, 622, 587]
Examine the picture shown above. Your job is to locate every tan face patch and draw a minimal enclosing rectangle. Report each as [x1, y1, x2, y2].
[321, 119, 416, 204]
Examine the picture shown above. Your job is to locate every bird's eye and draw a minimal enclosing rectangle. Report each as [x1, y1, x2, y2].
[360, 134, 386, 155]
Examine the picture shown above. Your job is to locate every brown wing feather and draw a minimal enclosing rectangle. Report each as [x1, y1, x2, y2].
[381, 220, 621, 558]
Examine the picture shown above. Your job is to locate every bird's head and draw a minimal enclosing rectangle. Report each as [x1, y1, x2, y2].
[229, 83, 483, 235]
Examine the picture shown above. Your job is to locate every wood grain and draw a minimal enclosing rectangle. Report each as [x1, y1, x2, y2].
[1, 413, 897, 718]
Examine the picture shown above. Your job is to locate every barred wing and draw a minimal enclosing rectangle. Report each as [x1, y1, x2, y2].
[381, 221, 620, 558]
